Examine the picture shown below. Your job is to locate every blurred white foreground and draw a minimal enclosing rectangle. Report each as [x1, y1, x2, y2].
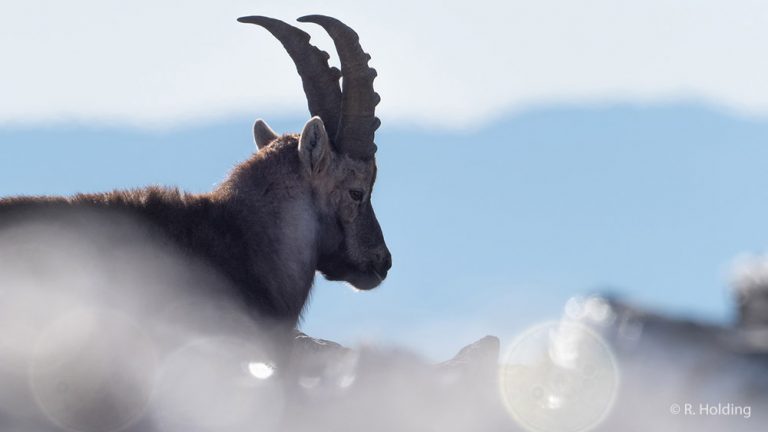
[1, 212, 767, 431]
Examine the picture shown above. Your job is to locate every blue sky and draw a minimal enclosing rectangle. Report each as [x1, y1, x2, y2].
[3, 103, 768, 359]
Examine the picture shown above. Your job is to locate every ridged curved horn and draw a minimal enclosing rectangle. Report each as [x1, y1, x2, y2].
[298, 15, 380, 161]
[238, 16, 342, 142]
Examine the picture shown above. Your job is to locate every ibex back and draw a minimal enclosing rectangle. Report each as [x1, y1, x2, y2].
[0, 15, 391, 327]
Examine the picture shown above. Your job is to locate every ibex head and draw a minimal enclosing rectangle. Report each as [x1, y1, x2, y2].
[238, 15, 391, 290]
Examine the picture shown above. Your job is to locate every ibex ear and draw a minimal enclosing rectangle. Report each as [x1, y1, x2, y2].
[298, 117, 331, 175]
[253, 119, 279, 149]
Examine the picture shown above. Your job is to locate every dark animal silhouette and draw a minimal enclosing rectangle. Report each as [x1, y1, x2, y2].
[0, 15, 391, 327]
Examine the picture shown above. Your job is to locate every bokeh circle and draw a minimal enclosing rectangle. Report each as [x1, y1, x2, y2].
[499, 321, 619, 432]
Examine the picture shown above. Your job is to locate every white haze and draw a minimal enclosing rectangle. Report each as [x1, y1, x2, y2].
[0, 213, 286, 432]
[729, 252, 768, 295]
[0, 211, 509, 432]
[562, 296, 768, 432]
[3, 0, 768, 129]
[1, 213, 766, 431]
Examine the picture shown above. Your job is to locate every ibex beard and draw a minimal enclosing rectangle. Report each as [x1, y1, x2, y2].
[0, 15, 391, 328]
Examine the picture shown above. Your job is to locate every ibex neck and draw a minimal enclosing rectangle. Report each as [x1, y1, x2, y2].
[216, 148, 320, 324]
[269, 194, 319, 314]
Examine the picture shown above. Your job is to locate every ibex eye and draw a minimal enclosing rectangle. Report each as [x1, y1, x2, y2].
[349, 190, 364, 202]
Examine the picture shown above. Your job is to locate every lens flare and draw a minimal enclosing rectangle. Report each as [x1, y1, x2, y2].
[248, 361, 275, 380]
[29, 308, 157, 432]
[151, 337, 283, 431]
[499, 321, 619, 432]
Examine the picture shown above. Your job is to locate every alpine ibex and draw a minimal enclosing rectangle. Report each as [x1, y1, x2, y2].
[0, 15, 391, 327]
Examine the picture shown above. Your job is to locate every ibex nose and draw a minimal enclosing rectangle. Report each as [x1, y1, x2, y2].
[374, 248, 392, 277]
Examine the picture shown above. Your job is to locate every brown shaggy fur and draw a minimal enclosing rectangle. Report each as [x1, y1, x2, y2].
[1, 137, 310, 325]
